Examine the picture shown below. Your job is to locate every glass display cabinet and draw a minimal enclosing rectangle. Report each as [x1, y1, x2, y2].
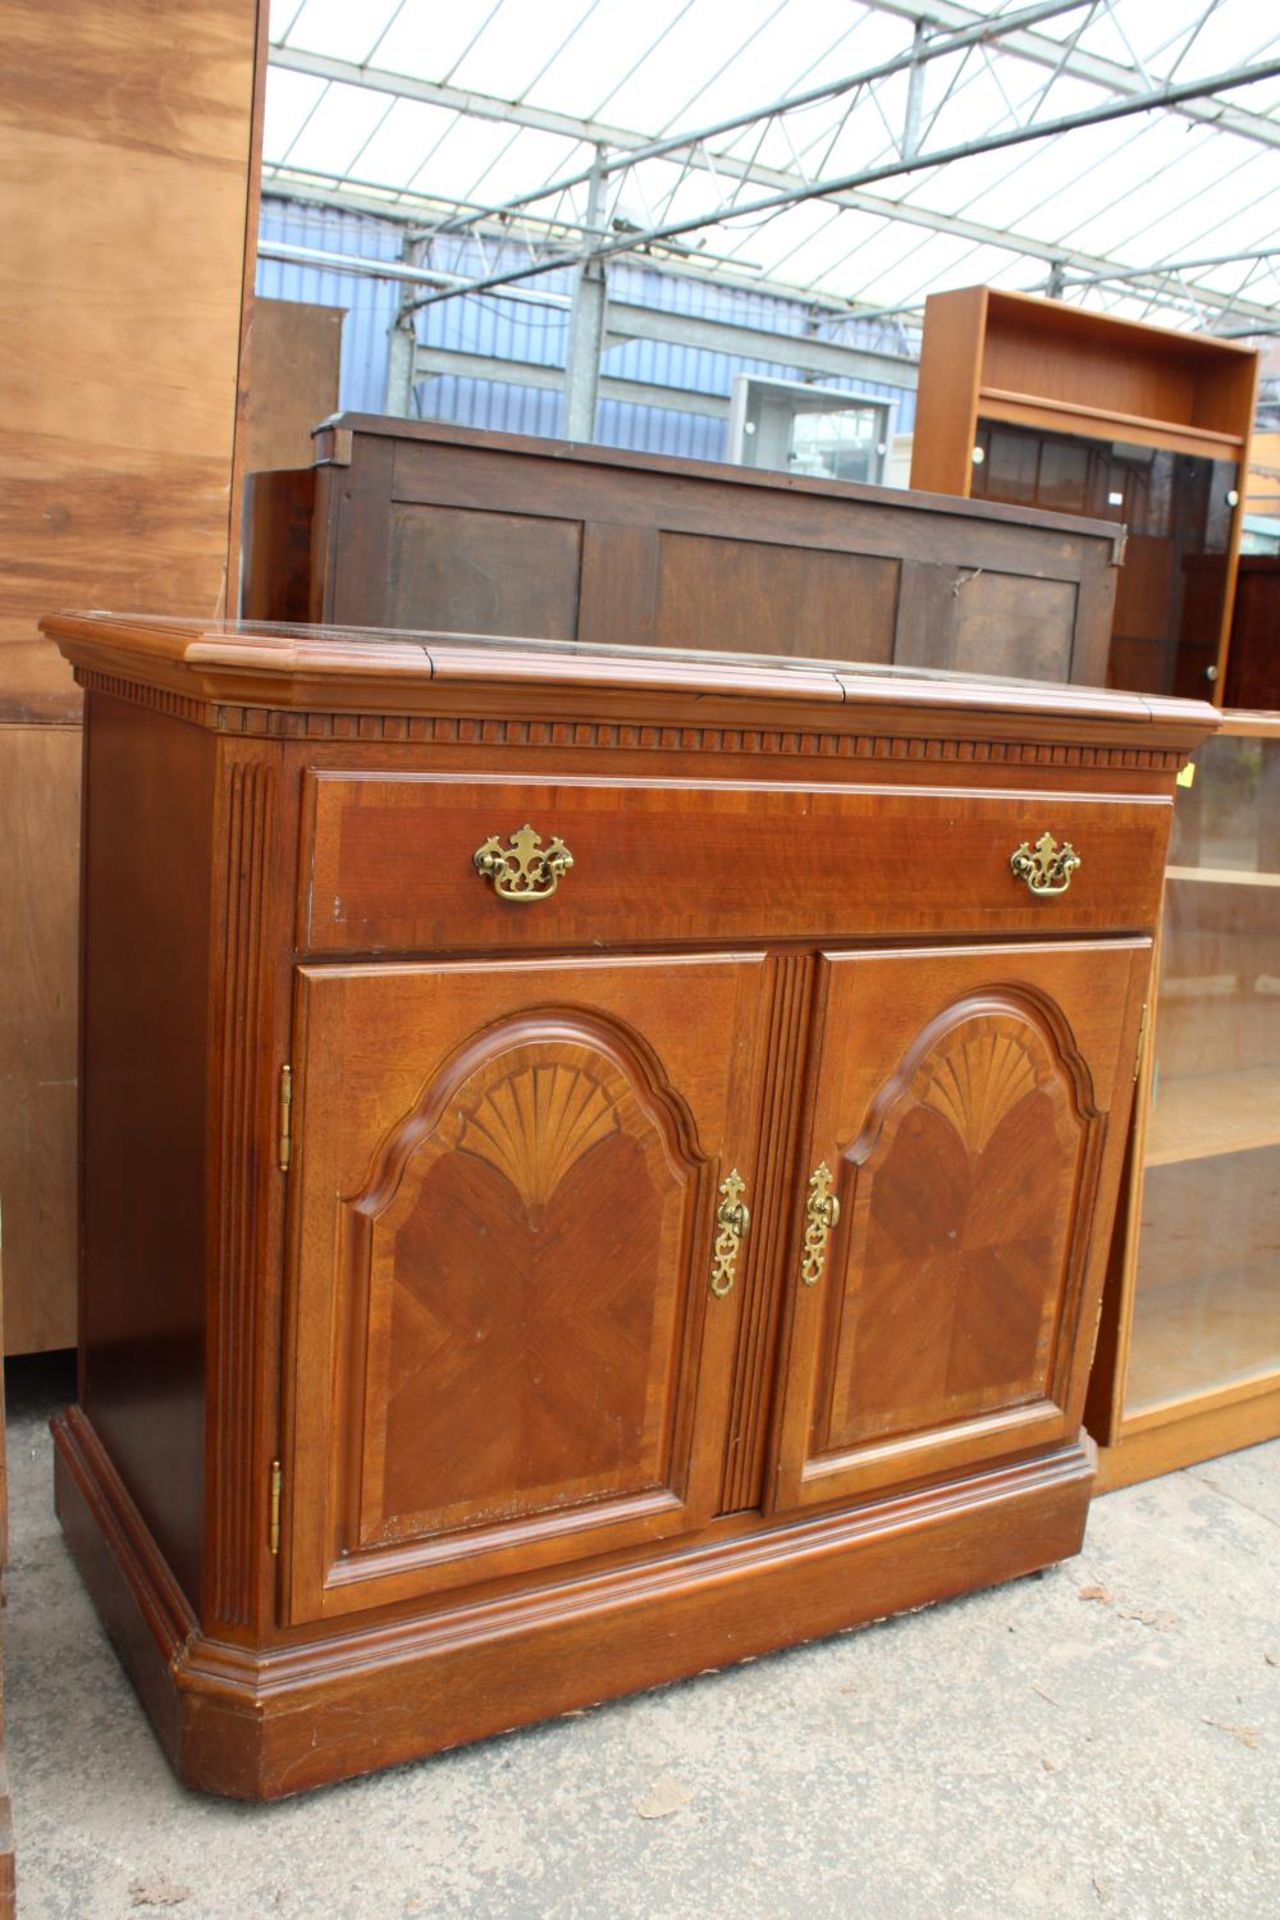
[1088, 715, 1280, 1485]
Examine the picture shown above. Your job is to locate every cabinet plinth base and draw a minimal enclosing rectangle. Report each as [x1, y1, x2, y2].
[54, 1405, 1096, 1801]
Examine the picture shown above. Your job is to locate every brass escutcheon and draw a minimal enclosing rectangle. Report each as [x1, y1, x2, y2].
[709, 1170, 750, 1298]
[800, 1162, 840, 1287]
[474, 824, 574, 902]
[1010, 831, 1081, 898]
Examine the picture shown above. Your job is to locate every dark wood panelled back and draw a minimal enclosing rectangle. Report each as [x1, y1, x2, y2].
[241, 416, 1123, 686]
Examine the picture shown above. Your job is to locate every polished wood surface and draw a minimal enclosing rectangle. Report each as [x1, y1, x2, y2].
[45, 611, 1215, 1796]
[774, 941, 1147, 1509]
[303, 772, 1169, 954]
[0, 0, 264, 1353]
[287, 953, 769, 1621]
[79, 699, 216, 1604]
[240, 414, 1122, 687]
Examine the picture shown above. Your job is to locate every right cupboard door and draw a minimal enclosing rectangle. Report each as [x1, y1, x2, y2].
[771, 941, 1150, 1511]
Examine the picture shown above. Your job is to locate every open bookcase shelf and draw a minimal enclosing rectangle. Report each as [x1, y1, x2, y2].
[1145, 1067, 1280, 1166]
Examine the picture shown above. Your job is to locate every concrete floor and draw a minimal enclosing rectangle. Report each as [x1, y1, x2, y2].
[5, 1356, 1277, 1920]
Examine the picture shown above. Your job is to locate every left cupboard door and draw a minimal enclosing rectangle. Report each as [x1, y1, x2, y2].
[281, 953, 771, 1625]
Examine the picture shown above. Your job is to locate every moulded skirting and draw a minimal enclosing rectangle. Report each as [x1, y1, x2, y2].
[53, 1405, 1095, 1801]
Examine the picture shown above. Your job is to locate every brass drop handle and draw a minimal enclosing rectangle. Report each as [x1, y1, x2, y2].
[709, 1170, 750, 1298]
[474, 824, 574, 902]
[1010, 831, 1081, 897]
[800, 1161, 840, 1287]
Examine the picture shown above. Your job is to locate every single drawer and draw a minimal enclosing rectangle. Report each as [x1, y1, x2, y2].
[299, 771, 1170, 955]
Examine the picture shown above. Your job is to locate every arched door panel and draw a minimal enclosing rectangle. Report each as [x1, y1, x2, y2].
[284, 953, 770, 1624]
[772, 941, 1148, 1511]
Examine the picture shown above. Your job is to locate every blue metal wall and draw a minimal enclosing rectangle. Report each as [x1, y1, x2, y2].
[257, 196, 918, 458]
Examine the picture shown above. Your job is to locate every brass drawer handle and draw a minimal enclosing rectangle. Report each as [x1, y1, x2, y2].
[800, 1162, 840, 1287]
[1010, 831, 1081, 897]
[474, 824, 574, 902]
[709, 1170, 750, 1298]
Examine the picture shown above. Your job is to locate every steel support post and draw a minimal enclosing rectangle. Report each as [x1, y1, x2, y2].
[386, 300, 418, 415]
[563, 150, 609, 442]
[385, 229, 422, 414]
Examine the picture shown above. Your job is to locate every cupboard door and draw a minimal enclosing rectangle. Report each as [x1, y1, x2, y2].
[771, 941, 1149, 1510]
[283, 953, 770, 1624]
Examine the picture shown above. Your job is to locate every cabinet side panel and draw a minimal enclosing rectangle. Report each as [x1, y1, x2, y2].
[908, 288, 985, 497]
[80, 694, 214, 1605]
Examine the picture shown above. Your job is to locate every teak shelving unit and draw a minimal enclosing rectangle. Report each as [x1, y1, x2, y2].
[909, 287, 1259, 701]
[1087, 714, 1280, 1486]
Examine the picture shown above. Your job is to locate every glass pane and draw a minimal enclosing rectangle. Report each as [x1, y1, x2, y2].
[1127, 730, 1280, 1415]
[970, 419, 1238, 697]
[786, 404, 882, 485]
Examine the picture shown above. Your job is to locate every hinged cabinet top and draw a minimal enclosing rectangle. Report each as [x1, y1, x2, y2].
[42, 612, 1219, 759]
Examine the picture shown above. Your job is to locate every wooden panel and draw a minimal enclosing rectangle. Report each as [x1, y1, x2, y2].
[240, 299, 342, 477]
[772, 940, 1148, 1508]
[79, 696, 216, 1607]
[1112, 534, 1174, 645]
[1224, 558, 1280, 711]
[0, 726, 80, 1351]
[302, 771, 1171, 956]
[0, 0, 261, 718]
[0, 0, 261, 1362]
[651, 533, 899, 661]
[951, 571, 1077, 681]
[820, 1006, 1085, 1449]
[285, 952, 770, 1621]
[909, 287, 986, 497]
[578, 522, 661, 646]
[385, 504, 582, 638]
[980, 295, 1248, 438]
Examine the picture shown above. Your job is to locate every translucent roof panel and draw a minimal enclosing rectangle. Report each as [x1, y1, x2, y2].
[263, 0, 1280, 332]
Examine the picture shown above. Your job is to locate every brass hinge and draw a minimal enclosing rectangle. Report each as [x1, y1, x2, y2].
[1134, 1002, 1150, 1083]
[278, 1064, 293, 1173]
[269, 1459, 282, 1556]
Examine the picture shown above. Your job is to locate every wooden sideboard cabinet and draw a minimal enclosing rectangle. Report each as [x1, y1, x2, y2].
[241, 414, 1123, 686]
[43, 611, 1215, 1799]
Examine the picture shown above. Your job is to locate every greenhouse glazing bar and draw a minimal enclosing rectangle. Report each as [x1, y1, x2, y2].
[401, 55, 1280, 314]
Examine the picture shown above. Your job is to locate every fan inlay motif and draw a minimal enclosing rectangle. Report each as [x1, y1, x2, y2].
[921, 1031, 1036, 1156]
[456, 1061, 622, 1211]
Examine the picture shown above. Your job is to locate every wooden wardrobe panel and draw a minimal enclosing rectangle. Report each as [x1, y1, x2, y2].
[245, 416, 1122, 688]
[650, 534, 899, 661]
[385, 504, 582, 638]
